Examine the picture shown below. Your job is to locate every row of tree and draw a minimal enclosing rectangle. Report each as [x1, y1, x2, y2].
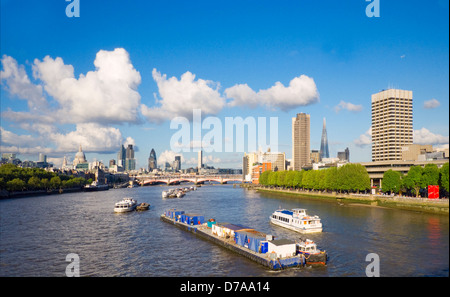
[259, 163, 371, 193]
[382, 163, 449, 197]
[0, 164, 89, 192]
[258, 162, 449, 198]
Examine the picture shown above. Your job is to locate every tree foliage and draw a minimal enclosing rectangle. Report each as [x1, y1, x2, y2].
[382, 170, 402, 194]
[0, 164, 87, 192]
[258, 163, 371, 193]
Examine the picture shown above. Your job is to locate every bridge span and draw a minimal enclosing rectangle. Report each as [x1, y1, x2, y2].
[136, 174, 244, 186]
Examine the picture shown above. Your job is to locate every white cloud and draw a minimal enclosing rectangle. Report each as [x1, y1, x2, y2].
[32, 48, 142, 124]
[0, 55, 47, 111]
[141, 69, 225, 123]
[423, 98, 440, 109]
[354, 127, 372, 148]
[1, 49, 143, 157]
[49, 123, 123, 153]
[158, 150, 185, 166]
[0, 127, 43, 148]
[414, 128, 449, 145]
[225, 75, 319, 111]
[334, 100, 363, 113]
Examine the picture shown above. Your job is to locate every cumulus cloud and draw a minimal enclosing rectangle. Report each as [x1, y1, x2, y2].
[423, 98, 440, 109]
[32, 48, 142, 124]
[0, 55, 47, 111]
[158, 150, 185, 166]
[334, 100, 363, 113]
[225, 75, 319, 111]
[354, 127, 372, 148]
[1, 49, 141, 157]
[414, 128, 449, 145]
[48, 123, 123, 153]
[141, 69, 225, 123]
[0, 127, 43, 148]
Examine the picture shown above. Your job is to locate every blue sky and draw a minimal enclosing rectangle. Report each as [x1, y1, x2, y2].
[1, 0, 449, 169]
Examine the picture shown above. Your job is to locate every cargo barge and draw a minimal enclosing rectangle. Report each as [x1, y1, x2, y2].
[161, 209, 326, 270]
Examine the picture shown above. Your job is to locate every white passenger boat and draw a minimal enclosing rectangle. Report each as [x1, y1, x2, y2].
[270, 208, 322, 233]
[114, 198, 137, 213]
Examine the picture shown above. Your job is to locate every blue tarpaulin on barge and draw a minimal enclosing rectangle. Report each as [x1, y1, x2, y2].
[182, 213, 205, 225]
[235, 230, 266, 252]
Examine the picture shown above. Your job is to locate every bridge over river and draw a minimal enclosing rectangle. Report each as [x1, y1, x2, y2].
[136, 174, 244, 186]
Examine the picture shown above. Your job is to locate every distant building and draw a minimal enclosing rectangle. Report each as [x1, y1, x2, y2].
[173, 155, 181, 172]
[251, 162, 272, 184]
[402, 144, 449, 161]
[73, 145, 88, 170]
[148, 148, 157, 171]
[372, 89, 413, 161]
[310, 150, 320, 164]
[125, 144, 136, 171]
[117, 145, 126, 168]
[337, 147, 350, 162]
[319, 118, 330, 160]
[243, 149, 285, 181]
[292, 113, 310, 170]
[198, 150, 203, 169]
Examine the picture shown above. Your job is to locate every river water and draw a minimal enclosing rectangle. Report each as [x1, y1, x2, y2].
[0, 184, 448, 277]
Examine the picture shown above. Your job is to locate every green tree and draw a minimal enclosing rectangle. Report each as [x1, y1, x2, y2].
[382, 170, 402, 194]
[324, 167, 338, 191]
[268, 171, 278, 186]
[403, 166, 423, 197]
[277, 171, 287, 187]
[259, 170, 271, 186]
[421, 163, 440, 187]
[294, 171, 303, 188]
[439, 162, 449, 194]
[27, 176, 42, 190]
[285, 171, 297, 188]
[49, 176, 62, 190]
[6, 178, 26, 192]
[316, 170, 327, 191]
[337, 163, 370, 193]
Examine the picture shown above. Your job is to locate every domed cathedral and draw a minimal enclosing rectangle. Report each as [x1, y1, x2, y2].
[73, 145, 89, 170]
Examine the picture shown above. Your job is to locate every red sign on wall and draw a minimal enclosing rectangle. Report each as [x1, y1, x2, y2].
[428, 185, 439, 199]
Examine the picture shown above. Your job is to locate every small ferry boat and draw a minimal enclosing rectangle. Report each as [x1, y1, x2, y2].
[296, 238, 327, 265]
[136, 202, 150, 211]
[270, 208, 322, 233]
[114, 198, 137, 213]
[84, 181, 109, 191]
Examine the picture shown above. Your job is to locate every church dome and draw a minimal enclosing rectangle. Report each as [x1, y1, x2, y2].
[74, 145, 87, 164]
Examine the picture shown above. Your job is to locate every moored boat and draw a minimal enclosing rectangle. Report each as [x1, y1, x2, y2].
[114, 198, 137, 213]
[270, 208, 322, 233]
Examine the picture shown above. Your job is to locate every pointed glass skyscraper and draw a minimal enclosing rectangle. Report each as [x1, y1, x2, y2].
[319, 118, 330, 160]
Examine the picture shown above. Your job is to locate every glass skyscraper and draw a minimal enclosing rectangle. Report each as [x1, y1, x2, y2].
[319, 118, 330, 160]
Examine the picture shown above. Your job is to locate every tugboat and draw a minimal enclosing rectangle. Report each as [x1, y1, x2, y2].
[296, 238, 327, 265]
[136, 202, 150, 211]
[270, 208, 322, 233]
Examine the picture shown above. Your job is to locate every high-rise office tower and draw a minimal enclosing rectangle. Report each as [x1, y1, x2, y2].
[198, 150, 203, 169]
[117, 145, 126, 168]
[173, 155, 181, 172]
[371, 89, 413, 161]
[125, 144, 136, 171]
[292, 113, 310, 170]
[319, 118, 330, 160]
[148, 148, 157, 171]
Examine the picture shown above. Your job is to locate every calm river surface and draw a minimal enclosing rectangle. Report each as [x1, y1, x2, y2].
[0, 184, 448, 277]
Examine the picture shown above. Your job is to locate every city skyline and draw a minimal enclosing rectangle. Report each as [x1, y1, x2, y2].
[1, 0, 448, 169]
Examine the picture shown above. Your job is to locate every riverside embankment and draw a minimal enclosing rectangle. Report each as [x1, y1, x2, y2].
[241, 184, 449, 215]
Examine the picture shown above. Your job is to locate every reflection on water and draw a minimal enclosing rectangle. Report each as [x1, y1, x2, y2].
[0, 185, 448, 277]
